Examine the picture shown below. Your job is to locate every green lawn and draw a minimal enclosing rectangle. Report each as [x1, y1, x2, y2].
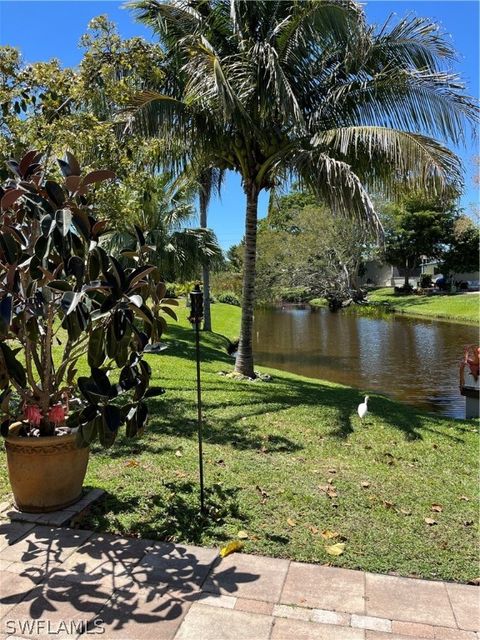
[364, 288, 478, 323]
[0, 302, 477, 582]
[310, 289, 479, 323]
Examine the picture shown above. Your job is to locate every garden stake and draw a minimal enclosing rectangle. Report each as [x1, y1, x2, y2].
[189, 284, 206, 514]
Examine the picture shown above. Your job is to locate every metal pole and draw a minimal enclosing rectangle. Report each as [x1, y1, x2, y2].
[194, 319, 205, 513]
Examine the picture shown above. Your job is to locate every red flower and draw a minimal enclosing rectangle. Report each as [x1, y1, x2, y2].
[48, 404, 65, 426]
[24, 404, 42, 426]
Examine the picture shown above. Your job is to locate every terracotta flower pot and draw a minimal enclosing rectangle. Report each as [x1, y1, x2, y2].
[4, 423, 90, 513]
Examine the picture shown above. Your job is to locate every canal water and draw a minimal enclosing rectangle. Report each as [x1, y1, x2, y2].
[252, 306, 479, 418]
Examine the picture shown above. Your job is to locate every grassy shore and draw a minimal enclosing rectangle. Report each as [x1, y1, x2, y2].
[0, 303, 477, 582]
[311, 288, 479, 323]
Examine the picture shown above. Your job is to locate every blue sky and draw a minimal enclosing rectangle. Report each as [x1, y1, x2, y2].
[0, 0, 478, 249]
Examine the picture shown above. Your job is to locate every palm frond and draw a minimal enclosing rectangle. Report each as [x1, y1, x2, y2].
[313, 126, 463, 194]
[372, 14, 457, 71]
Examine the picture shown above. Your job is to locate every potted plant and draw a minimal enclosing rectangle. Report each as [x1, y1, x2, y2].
[0, 151, 173, 512]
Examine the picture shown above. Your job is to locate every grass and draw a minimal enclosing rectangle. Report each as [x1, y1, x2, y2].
[366, 288, 479, 323]
[0, 302, 478, 583]
[310, 288, 478, 323]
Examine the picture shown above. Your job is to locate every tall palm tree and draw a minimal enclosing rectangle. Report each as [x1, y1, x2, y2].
[197, 167, 224, 331]
[127, 0, 477, 377]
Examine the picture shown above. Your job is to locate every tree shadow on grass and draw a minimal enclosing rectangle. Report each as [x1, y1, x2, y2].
[150, 373, 469, 445]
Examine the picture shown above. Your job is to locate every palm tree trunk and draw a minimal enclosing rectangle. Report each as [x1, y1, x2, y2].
[202, 265, 211, 331]
[199, 196, 212, 331]
[235, 182, 259, 378]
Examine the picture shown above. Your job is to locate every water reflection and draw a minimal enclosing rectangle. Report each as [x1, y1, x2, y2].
[253, 306, 478, 418]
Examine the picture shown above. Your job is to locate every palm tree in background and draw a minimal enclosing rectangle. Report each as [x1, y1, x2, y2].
[197, 167, 224, 331]
[106, 172, 222, 282]
[127, 0, 478, 377]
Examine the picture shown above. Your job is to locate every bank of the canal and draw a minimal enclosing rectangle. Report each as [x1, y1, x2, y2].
[1, 303, 476, 583]
[311, 288, 479, 324]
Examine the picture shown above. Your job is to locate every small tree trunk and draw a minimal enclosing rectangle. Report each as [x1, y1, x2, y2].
[199, 186, 212, 331]
[235, 182, 259, 378]
[404, 260, 410, 287]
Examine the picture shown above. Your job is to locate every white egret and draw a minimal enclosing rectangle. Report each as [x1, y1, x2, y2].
[357, 396, 369, 419]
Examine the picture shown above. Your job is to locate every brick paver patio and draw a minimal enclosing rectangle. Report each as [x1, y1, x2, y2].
[0, 521, 478, 640]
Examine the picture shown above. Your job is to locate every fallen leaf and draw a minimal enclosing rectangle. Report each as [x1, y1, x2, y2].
[361, 481, 370, 488]
[174, 470, 187, 478]
[220, 541, 244, 558]
[237, 530, 249, 540]
[468, 577, 480, 585]
[308, 526, 319, 534]
[400, 508, 412, 516]
[327, 478, 334, 484]
[125, 460, 139, 468]
[459, 496, 470, 501]
[175, 450, 183, 458]
[328, 468, 337, 474]
[321, 530, 339, 540]
[463, 520, 474, 527]
[325, 543, 345, 556]
[287, 518, 297, 527]
[431, 504, 443, 512]
[215, 459, 226, 467]
[424, 518, 437, 526]
[383, 500, 395, 509]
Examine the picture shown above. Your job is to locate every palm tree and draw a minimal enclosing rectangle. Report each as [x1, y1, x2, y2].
[106, 172, 222, 282]
[127, 0, 477, 377]
[197, 167, 224, 331]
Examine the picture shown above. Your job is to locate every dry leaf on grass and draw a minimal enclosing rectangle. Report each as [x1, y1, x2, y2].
[220, 541, 244, 558]
[400, 508, 412, 516]
[237, 530, 249, 539]
[424, 518, 437, 526]
[125, 460, 139, 467]
[308, 526, 319, 534]
[325, 543, 345, 556]
[175, 450, 183, 457]
[321, 530, 339, 540]
[468, 577, 480, 585]
[319, 485, 338, 499]
[431, 504, 443, 512]
[459, 496, 470, 501]
[287, 518, 297, 527]
[361, 481, 370, 488]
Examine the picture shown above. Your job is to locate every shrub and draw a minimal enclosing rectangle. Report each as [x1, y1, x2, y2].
[217, 292, 241, 306]
[420, 274, 433, 288]
[394, 284, 414, 295]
